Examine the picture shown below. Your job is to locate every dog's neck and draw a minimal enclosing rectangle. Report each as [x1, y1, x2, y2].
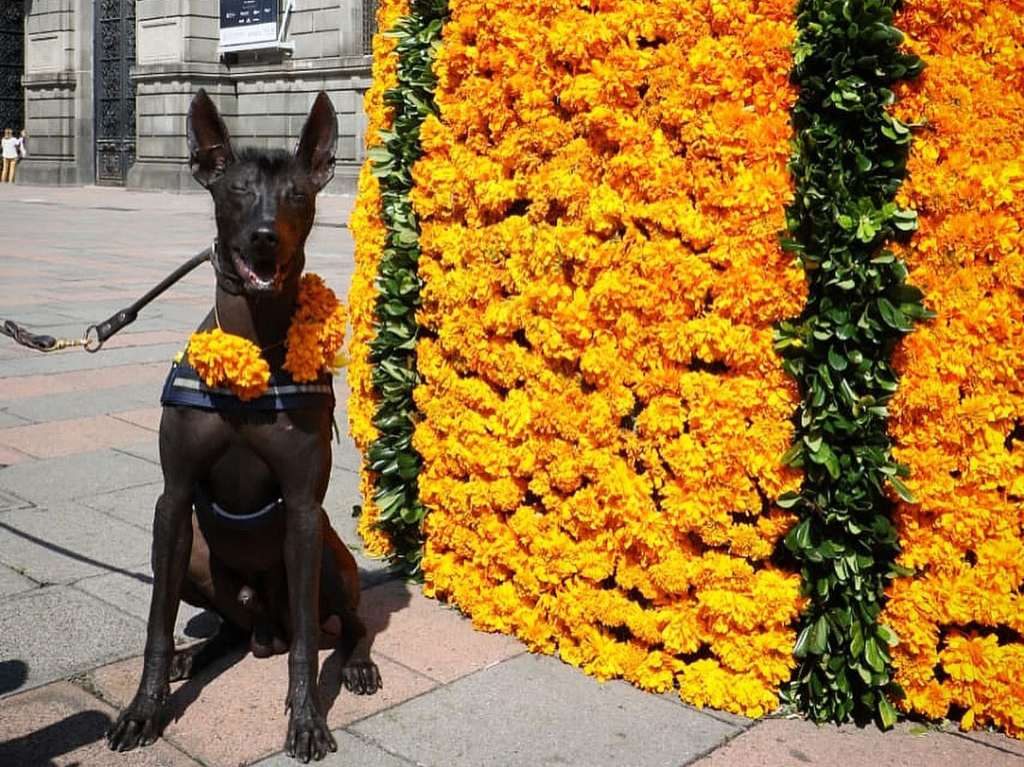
[213, 272, 301, 365]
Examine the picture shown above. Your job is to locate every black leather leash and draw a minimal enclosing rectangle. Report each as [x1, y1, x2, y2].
[1, 245, 214, 354]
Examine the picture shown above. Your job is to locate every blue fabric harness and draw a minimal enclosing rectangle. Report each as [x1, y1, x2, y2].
[160, 358, 335, 413]
[161, 358, 334, 529]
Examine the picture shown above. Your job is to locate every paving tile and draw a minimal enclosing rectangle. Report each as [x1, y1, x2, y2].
[951, 726, 1024, 759]
[0, 503, 153, 584]
[0, 586, 145, 695]
[113, 407, 164, 432]
[657, 689, 757, 730]
[353, 653, 739, 767]
[89, 650, 436, 766]
[78, 481, 162, 531]
[118, 441, 162, 465]
[0, 415, 156, 459]
[0, 343, 180, 379]
[0, 443, 32, 467]
[0, 681, 201, 766]
[75, 565, 215, 644]
[0, 562, 38, 598]
[0, 409, 31, 428]
[0, 448, 161, 506]
[0, 487, 33, 511]
[364, 580, 525, 684]
[103, 329, 189, 350]
[0, 361, 168, 401]
[690, 717, 1023, 767]
[329, 382, 362, 474]
[2, 385, 158, 424]
[254, 731, 414, 767]
[323, 467, 392, 580]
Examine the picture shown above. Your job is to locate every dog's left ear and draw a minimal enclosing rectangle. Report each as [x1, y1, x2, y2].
[295, 92, 338, 191]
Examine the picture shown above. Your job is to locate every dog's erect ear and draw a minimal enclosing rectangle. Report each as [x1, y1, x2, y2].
[295, 92, 338, 190]
[187, 89, 234, 188]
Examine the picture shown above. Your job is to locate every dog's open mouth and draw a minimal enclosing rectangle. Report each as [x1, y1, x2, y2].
[231, 250, 279, 292]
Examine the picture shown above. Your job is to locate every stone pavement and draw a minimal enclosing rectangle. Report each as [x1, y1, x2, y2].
[0, 184, 1021, 767]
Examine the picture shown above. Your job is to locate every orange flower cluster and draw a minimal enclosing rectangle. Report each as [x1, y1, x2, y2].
[347, 0, 411, 556]
[187, 272, 346, 401]
[405, 0, 806, 715]
[883, 1, 1024, 738]
[187, 328, 271, 401]
[284, 273, 348, 381]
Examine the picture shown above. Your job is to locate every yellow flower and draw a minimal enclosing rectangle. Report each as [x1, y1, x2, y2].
[187, 329, 270, 401]
[352, 0, 805, 718]
[186, 271, 346, 401]
[883, 0, 1024, 740]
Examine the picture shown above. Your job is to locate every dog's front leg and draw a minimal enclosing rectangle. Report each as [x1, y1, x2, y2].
[107, 488, 193, 751]
[283, 495, 337, 762]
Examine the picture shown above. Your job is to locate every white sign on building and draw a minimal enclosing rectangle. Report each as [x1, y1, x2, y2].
[220, 0, 279, 48]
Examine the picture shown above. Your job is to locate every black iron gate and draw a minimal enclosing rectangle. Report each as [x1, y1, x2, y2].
[0, 2, 24, 133]
[95, 0, 136, 185]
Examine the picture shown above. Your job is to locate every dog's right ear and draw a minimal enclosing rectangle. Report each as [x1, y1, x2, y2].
[187, 89, 234, 187]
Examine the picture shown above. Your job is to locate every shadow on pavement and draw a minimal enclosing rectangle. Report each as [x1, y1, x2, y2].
[318, 575, 412, 716]
[0, 710, 111, 766]
[0, 659, 28, 697]
[0, 521, 153, 585]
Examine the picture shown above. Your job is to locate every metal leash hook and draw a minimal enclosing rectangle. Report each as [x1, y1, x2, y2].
[1, 245, 214, 355]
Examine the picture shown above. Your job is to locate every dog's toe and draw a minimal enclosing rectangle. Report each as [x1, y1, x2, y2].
[341, 660, 382, 696]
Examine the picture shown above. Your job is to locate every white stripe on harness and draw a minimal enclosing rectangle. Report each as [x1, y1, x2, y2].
[208, 497, 282, 524]
[171, 376, 333, 397]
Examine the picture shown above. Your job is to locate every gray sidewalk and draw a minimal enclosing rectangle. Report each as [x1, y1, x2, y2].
[1, 185, 1021, 767]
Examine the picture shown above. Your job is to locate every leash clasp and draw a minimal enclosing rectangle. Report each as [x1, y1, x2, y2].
[84, 324, 104, 353]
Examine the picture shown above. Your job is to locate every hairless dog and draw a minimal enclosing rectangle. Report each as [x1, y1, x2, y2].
[106, 89, 380, 763]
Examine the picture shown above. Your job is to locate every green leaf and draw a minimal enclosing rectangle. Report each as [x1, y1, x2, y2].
[889, 476, 916, 503]
[828, 347, 849, 371]
[877, 298, 913, 331]
[810, 615, 830, 655]
[865, 637, 886, 673]
[878, 696, 898, 729]
[794, 625, 813, 658]
[877, 624, 900, 647]
[777, 491, 802, 509]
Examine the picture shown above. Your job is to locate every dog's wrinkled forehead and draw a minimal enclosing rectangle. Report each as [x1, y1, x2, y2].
[213, 149, 306, 201]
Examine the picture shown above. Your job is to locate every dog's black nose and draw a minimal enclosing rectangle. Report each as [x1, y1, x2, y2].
[250, 227, 278, 248]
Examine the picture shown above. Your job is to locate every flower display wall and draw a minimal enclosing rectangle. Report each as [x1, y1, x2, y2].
[775, 0, 927, 726]
[349, 0, 1024, 737]
[407, 0, 806, 716]
[349, 0, 413, 558]
[882, 0, 1024, 738]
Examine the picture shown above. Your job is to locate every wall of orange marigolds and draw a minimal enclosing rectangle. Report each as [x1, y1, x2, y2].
[348, 0, 1024, 738]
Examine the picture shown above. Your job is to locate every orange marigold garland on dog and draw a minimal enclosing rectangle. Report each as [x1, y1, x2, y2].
[186, 329, 271, 401]
[187, 273, 347, 400]
[285, 273, 349, 380]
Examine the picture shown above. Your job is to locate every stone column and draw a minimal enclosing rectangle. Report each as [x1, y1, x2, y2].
[128, 0, 233, 192]
[20, 0, 80, 185]
[72, 0, 93, 183]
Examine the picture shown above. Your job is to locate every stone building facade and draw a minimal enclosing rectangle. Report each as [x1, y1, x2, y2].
[5, 0, 377, 193]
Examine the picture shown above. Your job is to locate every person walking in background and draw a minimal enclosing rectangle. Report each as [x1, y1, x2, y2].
[2, 128, 22, 183]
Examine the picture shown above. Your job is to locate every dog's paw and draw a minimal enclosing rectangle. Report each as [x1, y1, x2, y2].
[285, 699, 337, 763]
[341, 660, 383, 696]
[106, 691, 166, 752]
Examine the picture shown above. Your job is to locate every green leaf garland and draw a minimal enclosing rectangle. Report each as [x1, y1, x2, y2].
[776, 0, 929, 726]
[367, 0, 449, 577]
